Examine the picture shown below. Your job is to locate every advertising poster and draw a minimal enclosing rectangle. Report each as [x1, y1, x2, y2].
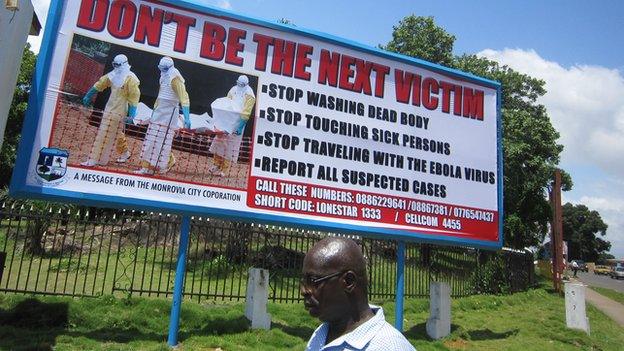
[12, 0, 502, 248]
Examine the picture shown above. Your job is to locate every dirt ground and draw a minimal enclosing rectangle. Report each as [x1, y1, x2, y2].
[49, 101, 250, 190]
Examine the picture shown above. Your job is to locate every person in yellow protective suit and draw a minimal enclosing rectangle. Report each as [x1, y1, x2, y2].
[135, 56, 191, 175]
[208, 75, 256, 177]
[81, 54, 140, 167]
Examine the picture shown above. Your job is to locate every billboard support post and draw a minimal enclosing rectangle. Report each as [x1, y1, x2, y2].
[167, 216, 192, 347]
[395, 240, 405, 331]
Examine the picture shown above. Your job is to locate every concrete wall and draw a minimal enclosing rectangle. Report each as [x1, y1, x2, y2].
[0, 1, 35, 150]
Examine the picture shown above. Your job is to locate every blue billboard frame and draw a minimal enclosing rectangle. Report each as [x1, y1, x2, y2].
[10, 0, 504, 250]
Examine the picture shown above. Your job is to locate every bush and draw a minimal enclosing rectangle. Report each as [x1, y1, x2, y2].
[473, 252, 510, 294]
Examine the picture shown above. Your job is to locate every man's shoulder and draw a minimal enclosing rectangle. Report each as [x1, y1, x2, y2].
[362, 306, 415, 350]
[367, 321, 416, 350]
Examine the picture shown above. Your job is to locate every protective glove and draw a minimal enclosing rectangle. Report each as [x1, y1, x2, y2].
[182, 106, 191, 129]
[82, 87, 97, 107]
[126, 105, 137, 124]
[234, 118, 247, 135]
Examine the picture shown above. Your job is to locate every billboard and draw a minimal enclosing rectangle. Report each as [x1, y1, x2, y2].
[11, 0, 502, 249]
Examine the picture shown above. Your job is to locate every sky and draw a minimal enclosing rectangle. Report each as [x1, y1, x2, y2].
[28, 0, 624, 258]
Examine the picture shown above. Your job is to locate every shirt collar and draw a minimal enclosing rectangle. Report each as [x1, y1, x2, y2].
[322, 305, 386, 350]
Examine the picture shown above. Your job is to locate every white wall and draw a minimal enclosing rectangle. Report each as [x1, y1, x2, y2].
[0, 1, 35, 150]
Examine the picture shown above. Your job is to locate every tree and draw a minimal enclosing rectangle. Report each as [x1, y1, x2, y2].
[597, 252, 615, 265]
[381, 15, 455, 67]
[562, 203, 609, 262]
[1, 44, 36, 188]
[383, 16, 571, 248]
[454, 56, 572, 248]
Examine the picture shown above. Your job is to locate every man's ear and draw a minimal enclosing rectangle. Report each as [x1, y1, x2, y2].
[343, 271, 356, 293]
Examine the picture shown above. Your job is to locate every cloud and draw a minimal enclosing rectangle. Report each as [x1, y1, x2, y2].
[478, 49, 624, 176]
[481, 49, 624, 258]
[578, 196, 624, 213]
[576, 196, 624, 258]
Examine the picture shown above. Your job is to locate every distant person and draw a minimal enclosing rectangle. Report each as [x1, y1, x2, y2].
[571, 260, 579, 277]
[81, 54, 139, 167]
[301, 237, 415, 350]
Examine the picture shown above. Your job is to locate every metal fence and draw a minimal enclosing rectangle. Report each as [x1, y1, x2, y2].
[0, 201, 535, 302]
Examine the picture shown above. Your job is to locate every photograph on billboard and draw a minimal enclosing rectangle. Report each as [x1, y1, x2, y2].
[51, 33, 257, 189]
[12, 0, 502, 248]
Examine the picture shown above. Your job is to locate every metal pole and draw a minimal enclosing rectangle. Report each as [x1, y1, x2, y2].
[395, 240, 405, 331]
[167, 216, 191, 347]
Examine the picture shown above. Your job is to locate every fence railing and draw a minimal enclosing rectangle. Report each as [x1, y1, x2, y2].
[0, 201, 535, 302]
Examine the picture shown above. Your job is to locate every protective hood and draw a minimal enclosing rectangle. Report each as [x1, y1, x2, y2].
[234, 75, 254, 98]
[159, 56, 184, 85]
[107, 54, 132, 88]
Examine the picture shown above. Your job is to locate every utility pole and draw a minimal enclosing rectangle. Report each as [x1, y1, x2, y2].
[549, 169, 564, 292]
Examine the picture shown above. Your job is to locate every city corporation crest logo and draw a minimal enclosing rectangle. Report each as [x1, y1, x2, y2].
[36, 147, 69, 184]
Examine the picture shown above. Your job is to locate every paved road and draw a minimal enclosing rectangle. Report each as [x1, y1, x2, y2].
[576, 271, 624, 293]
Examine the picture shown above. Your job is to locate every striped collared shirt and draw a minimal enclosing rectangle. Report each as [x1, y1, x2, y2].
[305, 306, 416, 351]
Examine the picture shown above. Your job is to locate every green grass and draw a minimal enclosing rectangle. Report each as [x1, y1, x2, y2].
[591, 286, 624, 305]
[1, 281, 623, 350]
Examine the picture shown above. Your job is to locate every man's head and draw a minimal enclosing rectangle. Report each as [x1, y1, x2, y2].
[236, 75, 249, 87]
[301, 237, 369, 323]
[158, 56, 174, 73]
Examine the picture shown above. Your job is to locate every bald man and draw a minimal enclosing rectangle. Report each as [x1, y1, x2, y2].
[301, 237, 415, 350]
